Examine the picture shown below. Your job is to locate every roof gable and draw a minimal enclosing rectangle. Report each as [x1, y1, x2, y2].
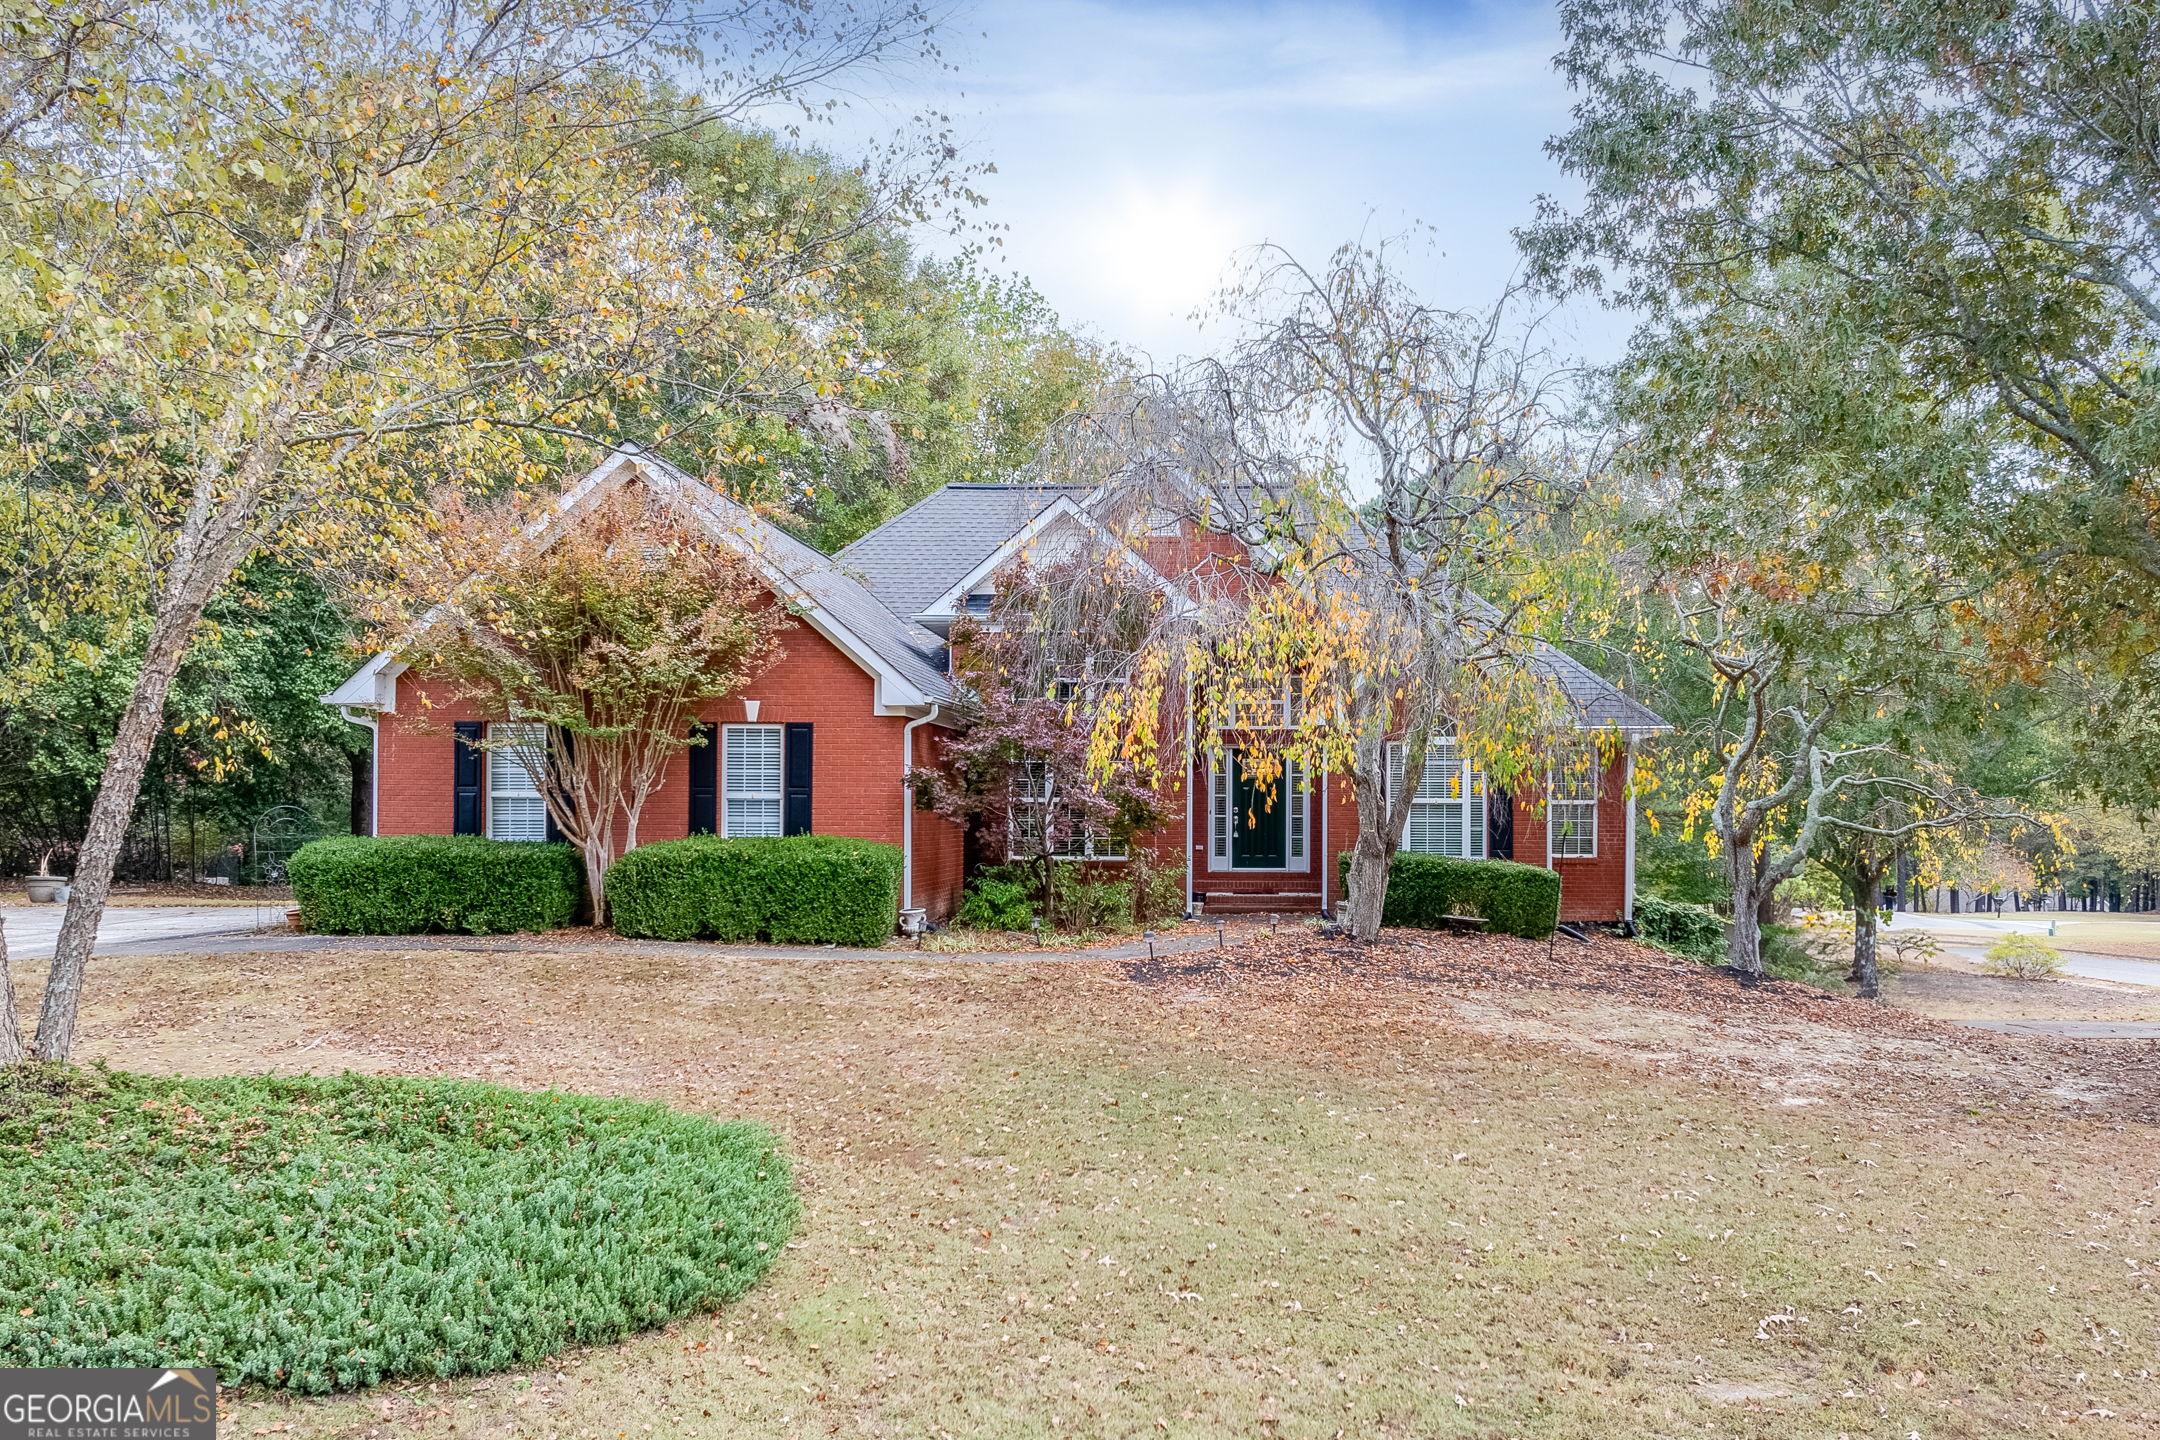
[324, 447, 951, 716]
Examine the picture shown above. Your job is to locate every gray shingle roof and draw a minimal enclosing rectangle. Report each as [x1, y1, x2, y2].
[628, 451, 953, 703]
[837, 483, 1093, 620]
[1537, 646, 1672, 735]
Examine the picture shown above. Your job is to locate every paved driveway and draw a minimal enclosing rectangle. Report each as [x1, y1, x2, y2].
[0, 904, 286, 959]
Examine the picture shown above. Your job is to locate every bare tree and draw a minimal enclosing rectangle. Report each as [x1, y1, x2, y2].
[1056, 240, 1600, 940]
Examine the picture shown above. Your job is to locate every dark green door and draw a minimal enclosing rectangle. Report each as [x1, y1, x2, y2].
[1232, 752, 1287, 869]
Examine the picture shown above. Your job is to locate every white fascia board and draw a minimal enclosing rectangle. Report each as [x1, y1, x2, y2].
[320, 652, 407, 712]
[921, 498, 1183, 621]
[919, 497, 1094, 620]
[789, 602, 935, 715]
[653, 462, 940, 716]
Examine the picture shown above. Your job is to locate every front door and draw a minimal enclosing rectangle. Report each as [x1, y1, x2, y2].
[1232, 752, 1287, 868]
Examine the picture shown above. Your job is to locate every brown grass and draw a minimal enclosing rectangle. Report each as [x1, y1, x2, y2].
[12, 928, 2160, 1439]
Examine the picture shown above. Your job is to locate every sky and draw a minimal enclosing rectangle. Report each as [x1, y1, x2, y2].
[806, 0, 1633, 368]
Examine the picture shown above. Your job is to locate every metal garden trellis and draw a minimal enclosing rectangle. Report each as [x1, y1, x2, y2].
[249, 804, 319, 886]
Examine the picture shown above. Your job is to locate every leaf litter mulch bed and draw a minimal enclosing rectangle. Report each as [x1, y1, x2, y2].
[1124, 924, 1950, 1039]
[1122, 925, 2160, 1125]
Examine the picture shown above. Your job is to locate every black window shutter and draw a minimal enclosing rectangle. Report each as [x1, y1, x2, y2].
[688, 721, 718, 835]
[1487, 788, 1514, 861]
[544, 729, 575, 843]
[452, 722, 483, 835]
[784, 722, 813, 836]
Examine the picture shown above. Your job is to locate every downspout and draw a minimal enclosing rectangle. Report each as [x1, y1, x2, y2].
[1319, 769, 1329, 919]
[340, 707, 380, 837]
[1183, 690, 1195, 917]
[1623, 736, 1637, 931]
[902, 705, 941, 913]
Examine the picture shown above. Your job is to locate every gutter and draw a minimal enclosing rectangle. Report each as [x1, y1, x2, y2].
[901, 704, 941, 912]
[339, 707, 380, 837]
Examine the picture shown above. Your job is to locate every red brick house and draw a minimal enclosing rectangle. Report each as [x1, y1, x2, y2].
[326, 449, 1668, 929]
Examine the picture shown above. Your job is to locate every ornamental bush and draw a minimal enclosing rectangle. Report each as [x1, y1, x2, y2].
[957, 867, 1036, 930]
[290, 835, 582, 935]
[1981, 933, 2067, 980]
[605, 834, 902, 947]
[1633, 893, 1728, 961]
[1339, 852, 1561, 939]
[0, 1066, 796, 1392]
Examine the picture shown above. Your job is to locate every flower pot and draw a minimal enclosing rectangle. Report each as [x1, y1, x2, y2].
[25, 876, 61, 904]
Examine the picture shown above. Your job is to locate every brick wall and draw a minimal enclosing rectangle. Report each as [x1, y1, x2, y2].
[372, 611, 966, 920]
[1512, 748, 1632, 923]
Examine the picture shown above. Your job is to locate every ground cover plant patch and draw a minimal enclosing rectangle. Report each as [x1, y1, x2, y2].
[0, 1067, 795, 1392]
[17, 932, 2160, 1437]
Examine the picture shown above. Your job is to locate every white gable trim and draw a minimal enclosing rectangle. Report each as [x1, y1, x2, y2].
[914, 496, 1186, 630]
[320, 447, 943, 720]
[320, 651, 406, 712]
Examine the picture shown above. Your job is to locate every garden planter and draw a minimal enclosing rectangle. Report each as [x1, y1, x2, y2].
[25, 876, 61, 904]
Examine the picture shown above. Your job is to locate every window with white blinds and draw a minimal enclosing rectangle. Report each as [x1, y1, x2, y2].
[1387, 736, 1486, 859]
[486, 723, 547, 842]
[722, 724, 784, 837]
[1548, 749, 1599, 858]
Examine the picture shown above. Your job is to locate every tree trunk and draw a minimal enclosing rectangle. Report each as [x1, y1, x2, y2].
[348, 744, 372, 837]
[1345, 766, 1393, 941]
[34, 597, 210, 1059]
[1726, 839, 1765, 976]
[582, 837, 611, 927]
[0, 916, 24, 1066]
[1850, 903, 1881, 1000]
[31, 414, 285, 1060]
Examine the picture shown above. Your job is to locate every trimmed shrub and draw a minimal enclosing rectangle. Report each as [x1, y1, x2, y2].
[1981, 933, 2066, 980]
[1339, 851, 1561, 939]
[290, 835, 582, 935]
[0, 1065, 797, 1391]
[606, 834, 902, 947]
[1634, 893, 1728, 961]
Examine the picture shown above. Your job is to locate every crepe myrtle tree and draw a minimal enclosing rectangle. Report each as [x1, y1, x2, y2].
[5, 0, 962, 1059]
[1047, 240, 1599, 940]
[385, 483, 788, 925]
[918, 554, 1173, 930]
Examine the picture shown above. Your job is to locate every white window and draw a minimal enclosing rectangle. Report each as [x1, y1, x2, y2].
[1287, 759, 1306, 862]
[1211, 754, 1230, 860]
[722, 724, 784, 837]
[1388, 736, 1486, 859]
[1548, 749, 1600, 859]
[1011, 759, 1126, 860]
[486, 723, 547, 842]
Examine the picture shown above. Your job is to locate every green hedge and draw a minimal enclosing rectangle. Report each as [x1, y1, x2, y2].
[290, 835, 583, 935]
[1633, 893, 1728, 961]
[0, 1065, 797, 1392]
[1338, 851, 1562, 939]
[606, 834, 902, 947]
